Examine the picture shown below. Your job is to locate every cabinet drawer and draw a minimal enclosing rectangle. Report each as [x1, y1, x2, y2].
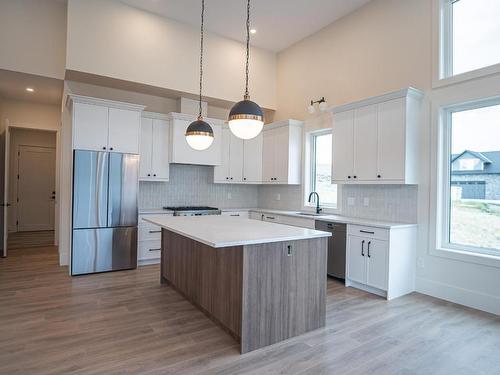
[139, 224, 162, 241]
[348, 225, 389, 241]
[221, 211, 250, 218]
[138, 240, 162, 260]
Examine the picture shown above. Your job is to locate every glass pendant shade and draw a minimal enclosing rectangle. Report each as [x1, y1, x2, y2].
[185, 117, 214, 151]
[228, 98, 264, 140]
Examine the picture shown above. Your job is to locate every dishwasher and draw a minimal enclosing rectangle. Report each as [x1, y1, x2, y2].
[315, 221, 346, 279]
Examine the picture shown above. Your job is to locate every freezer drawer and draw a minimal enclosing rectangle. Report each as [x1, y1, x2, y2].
[73, 151, 108, 229]
[108, 153, 139, 227]
[71, 227, 137, 275]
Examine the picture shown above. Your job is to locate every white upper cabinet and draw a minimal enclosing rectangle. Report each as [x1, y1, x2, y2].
[262, 120, 303, 185]
[140, 113, 169, 181]
[331, 88, 422, 184]
[70, 96, 144, 154]
[214, 129, 262, 184]
[108, 108, 141, 154]
[243, 133, 263, 183]
[169, 113, 223, 166]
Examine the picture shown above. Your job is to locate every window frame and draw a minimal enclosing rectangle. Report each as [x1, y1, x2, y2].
[433, 0, 500, 88]
[436, 96, 500, 262]
[302, 128, 340, 213]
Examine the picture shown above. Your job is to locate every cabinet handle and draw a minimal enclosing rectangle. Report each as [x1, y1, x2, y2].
[287, 245, 293, 256]
[226, 177, 229, 180]
[110, 147, 114, 151]
[266, 216, 275, 220]
[367, 241, 371, 258]
[153, 174, 156, 177]
[353, 175, 357, 179]
[261, 214, 265, 220]
[102, 146, 106, 150]
[361, 240, 365, 256]
[148, 248, 161, 252]
[377, 175, 381, 178]
[230, 177, 233, 180]
[347, 176, 351, 179]
[360, 230, 375, 234]
[243, 177, 247, 181]
[230, 214, 240, 217]
[149, 230, 161, 233]
[147, 174, 151, 177]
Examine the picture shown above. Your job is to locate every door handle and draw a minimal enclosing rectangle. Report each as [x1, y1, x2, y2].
[367, 241, 371, 258]
[361, 240, 365, 256]
[149, 230, 161, 234]
[148, 248, 161, 252]
[359, 230, 375, 234]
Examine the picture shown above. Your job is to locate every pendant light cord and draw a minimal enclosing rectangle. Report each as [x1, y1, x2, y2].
[198, 0, 205, 118]
[245, 0, 250, 99]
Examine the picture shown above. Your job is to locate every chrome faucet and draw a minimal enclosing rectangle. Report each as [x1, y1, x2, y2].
[308, 191, 322, 214]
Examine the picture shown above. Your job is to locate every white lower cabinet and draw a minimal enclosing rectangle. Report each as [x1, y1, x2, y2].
[138, 212, 172, 265]
[346, 224, 416, 300]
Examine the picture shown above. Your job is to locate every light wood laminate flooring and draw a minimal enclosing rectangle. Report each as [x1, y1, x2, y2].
[1, 246, 499, 374]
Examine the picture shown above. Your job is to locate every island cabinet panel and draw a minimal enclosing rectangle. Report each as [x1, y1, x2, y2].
[240, 237, 327, 353]
[161, 230, 243, 337]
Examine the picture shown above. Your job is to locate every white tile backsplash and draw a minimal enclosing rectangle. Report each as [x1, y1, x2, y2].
[141, 165, 417, 224]
[139, 164, 259, 209]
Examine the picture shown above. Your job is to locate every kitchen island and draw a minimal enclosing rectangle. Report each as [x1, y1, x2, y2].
[143, 215, 331, 353]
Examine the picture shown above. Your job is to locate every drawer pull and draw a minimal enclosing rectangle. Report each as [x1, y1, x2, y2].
[149, 230, 161, 234]
[359, 230, 375, 234]
[148, 248, 161, 252]
[230, 214, 240, 217]
[266, 216, 275, 220]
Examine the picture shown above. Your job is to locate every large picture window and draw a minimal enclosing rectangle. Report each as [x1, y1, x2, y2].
[441, 0, 500, 78]
[308, 131, 337, 208]
[444, 101, 500, 255]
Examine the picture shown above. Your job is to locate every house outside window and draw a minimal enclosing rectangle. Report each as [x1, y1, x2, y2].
[443, 102, 500, 255]
[439, 0, 500, 80]
[307, 131, 337, 208]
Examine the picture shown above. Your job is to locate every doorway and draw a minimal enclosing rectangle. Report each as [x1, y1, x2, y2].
[4, 128, 57, 251]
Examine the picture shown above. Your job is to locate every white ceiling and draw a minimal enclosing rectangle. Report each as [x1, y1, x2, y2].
[120, 0, 371, 51]
[0, 69, 63, 105]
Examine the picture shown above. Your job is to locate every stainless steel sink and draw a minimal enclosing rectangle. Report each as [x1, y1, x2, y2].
[295, 212, 324, 217]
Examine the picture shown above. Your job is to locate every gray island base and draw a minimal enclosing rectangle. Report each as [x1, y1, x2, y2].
[147, 215, 330, 353]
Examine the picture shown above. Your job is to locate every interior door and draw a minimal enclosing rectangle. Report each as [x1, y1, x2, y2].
[17, 146, 56, 231]
[151, 119, 169, 180]
[353, 105, 378, 180]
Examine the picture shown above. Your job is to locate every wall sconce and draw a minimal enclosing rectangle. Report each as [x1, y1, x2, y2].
[307, 97, 328, 114]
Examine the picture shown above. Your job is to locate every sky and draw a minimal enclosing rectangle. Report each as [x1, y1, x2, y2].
[451, 0, 500, 154]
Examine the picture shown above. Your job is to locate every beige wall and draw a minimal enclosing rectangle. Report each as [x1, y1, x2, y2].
[0, 99, 61, 132]
[275, 0, 431, 120]
[66, 0, 277, 110]
[0, 0, 67, 79]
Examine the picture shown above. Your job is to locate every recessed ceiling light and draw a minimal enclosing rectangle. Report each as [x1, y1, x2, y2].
[26, 87, 34, 92]
[250, 28, 257, 34]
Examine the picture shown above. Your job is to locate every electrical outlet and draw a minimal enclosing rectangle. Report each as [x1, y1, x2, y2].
[363, 197, 370, 207]
[417, 257, 425, 268]
[347, 197, 355, 206]
[275, 193, 281, 201]
[227, 193, 232, 200]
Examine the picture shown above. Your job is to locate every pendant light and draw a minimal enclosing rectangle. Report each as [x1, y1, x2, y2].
[228, 0, 264, 140]
[185, 0, 214, 151]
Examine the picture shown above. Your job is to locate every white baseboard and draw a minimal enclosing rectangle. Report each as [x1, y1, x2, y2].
[416, 277, 500, 316]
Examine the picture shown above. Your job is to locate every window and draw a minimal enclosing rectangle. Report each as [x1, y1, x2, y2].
[440, 0, 500, 78]
[308, 131, 337, 208]
[444, 101, 500, 255]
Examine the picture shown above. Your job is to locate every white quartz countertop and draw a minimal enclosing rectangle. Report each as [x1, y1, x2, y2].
[143, 215, 331, 248]
[248, 209, 417, 229]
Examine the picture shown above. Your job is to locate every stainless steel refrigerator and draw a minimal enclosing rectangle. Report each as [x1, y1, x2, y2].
[71, 150, 139, 275]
